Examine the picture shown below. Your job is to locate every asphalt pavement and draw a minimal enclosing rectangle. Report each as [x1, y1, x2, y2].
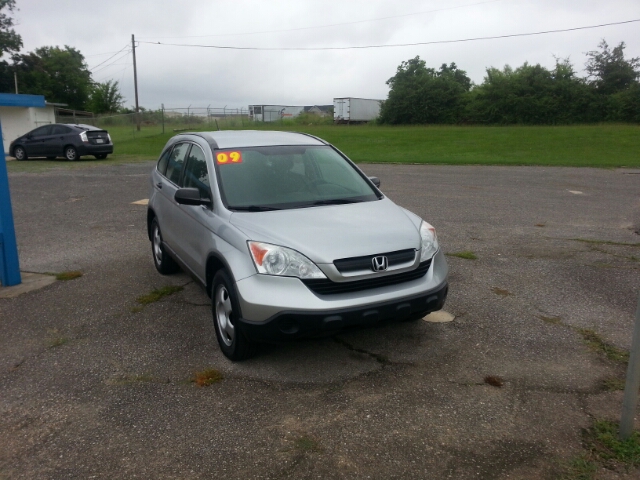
[1, 161, 639, 479]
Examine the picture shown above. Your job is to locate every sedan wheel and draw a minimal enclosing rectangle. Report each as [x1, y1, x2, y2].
[64, 146, 78, 161]
[13, 146, 26, 160]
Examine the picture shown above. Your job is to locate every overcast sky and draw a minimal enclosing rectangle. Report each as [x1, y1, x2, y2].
[13, 0, 640, 111]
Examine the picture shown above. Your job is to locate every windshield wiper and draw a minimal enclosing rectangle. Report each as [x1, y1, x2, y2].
[230, 205, 281, 212]
[311, 198, 365, 206]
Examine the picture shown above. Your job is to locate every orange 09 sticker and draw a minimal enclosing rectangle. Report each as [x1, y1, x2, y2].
[216, 151, 242, 164]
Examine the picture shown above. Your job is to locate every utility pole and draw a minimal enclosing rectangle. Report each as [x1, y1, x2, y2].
[13, 71, 18, 94]
[131, 34, 140, 131]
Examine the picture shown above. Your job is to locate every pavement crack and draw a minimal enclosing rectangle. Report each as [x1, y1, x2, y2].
[333, 336, 392, 366]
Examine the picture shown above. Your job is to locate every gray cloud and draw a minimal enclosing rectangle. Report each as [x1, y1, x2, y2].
[12, 0, 640, 109]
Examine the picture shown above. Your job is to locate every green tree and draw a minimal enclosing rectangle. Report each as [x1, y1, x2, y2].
[379, 56, 471, 124]
[585, 40, 640, 95]
[0, 0, 22, 58]
[88, 80, 124, 113]
[466, 59, 597, 124]
[13, 46, 92, 109]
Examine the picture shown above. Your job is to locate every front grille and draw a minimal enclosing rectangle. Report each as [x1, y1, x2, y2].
[333, 249, 416, 273]
[302, 259, 431, 295]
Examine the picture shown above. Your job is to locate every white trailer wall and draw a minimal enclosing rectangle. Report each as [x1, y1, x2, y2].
[0, 105, 56, 154]
[333, 98, 382, 122]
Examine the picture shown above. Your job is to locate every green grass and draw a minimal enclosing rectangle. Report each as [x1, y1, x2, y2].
[55, 271, 83, 281]
[136, 285, 184, 305]
[587, 420, 640, 467]
[578, 328, 629, 364]
[8, 123, 640, 172]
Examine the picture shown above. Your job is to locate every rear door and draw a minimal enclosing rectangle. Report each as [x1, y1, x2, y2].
[42, 125, 72, 157]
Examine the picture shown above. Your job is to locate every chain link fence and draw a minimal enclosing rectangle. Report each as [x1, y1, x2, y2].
[56, 107, 251, 142]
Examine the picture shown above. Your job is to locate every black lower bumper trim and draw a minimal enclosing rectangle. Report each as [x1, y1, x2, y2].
[238, 282, 448, 342]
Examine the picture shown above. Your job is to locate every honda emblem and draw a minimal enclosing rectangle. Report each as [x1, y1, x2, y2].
[371, 256, 388, 272]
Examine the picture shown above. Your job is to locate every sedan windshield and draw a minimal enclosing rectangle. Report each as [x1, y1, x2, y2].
[215, 145, 380, 210]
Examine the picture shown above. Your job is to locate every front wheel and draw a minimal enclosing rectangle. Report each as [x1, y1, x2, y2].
[64, 146, 78, 161]
[151, 218, 179, 274]
[13, 146, 27, 160]
[94, 154, 108, 160]
[212, 270, 256, 361]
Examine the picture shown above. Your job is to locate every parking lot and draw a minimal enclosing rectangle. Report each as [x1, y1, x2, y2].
[1, 161, 639, 479]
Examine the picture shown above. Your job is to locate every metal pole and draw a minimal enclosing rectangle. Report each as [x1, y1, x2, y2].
[13, 71, 18, 94]
[0, 120, 21, 286]
[620, 295, 640, 440]
[132, 34, 140, 132]
[161, 103, 164, 134]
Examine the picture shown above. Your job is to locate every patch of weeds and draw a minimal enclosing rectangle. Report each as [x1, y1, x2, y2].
[561, 454, 598, 480]
[492, 287, 512, 296]
[585, 420, 640, 468]
[193, 368, 223, 387]
[539, 315, 563, 325]
[578, 329, 629, 364]
[630, 256, 639, 262]
[136, 285, 183, 305]
[130, 306, 144, 313]
[294, 435, 322, 453]
[484, 375, 504, 387]
[446, 251, 478, 260]
[47, 337, 70, 348]
[572, 238, 640, 248]
[600, 377, 625, 392]
[55, 271, 82, 281]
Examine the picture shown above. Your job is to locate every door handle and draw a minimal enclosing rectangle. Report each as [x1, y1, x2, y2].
[156, 182, 163, 189]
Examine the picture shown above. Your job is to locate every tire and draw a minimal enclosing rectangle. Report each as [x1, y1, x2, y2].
[94, 154, 108, 160]
[150, 218, 179, 274]
[212, 270, 256, 361]
[13, 146, 27, 160]
[64, 146, 79, 161]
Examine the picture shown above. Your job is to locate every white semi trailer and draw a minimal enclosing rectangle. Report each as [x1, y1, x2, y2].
[333, 97, 382, 123]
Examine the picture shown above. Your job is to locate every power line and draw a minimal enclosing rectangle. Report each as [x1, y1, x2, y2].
[137, 0, 507, 40]
[91, 50, 132, 75]
[137, 18, 640, 51]
[88, 44, 130, 70]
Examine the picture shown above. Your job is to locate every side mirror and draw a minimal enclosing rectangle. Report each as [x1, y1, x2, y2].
[175, 187, 212, 207]
[368, 176, 381, 188]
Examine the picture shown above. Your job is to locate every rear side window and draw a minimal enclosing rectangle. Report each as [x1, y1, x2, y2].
[164, 143, 190, 184]
[182, 145, 211, 198]
[157, 148, 171, 175]
[51, 125, 71, 135]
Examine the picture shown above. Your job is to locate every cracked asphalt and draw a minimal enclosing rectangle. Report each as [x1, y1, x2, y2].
[1, 161, 639, 479]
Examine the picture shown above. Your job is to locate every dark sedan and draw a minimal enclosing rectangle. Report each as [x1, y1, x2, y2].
[10, 123, 114, 161]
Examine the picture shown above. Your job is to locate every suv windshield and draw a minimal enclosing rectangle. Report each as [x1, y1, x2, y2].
[215, 145, 380, 210]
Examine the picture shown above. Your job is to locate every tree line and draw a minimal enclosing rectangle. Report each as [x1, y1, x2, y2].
[379, 41, 640, 124]
[0, 0, 124, 113]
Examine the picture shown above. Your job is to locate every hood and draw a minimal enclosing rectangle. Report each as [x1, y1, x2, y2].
[229, 198, 421, 264]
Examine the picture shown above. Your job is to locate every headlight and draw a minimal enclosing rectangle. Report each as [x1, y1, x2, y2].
[248, 241, 326, 279]
[419, 221, 439, 261]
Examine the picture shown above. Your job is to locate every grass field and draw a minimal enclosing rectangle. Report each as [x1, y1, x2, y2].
[7, 123, 640, 172]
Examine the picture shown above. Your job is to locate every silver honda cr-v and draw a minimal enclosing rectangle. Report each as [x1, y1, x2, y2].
[147, 131, 448, 360]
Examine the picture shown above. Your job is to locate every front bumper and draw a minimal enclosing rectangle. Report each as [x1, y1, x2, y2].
[237, 281, 448, 342]
[234, 248, 449, 342]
